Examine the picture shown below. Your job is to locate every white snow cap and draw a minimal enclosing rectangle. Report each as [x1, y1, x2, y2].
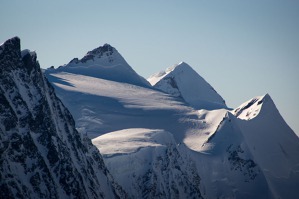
[148, 62, 227, 110]
[233, 93, 273, 120]
[46, 43, 150, 87]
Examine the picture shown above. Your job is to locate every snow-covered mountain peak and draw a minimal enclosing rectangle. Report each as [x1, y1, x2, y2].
[64, 43, 124, 67]
[79, 43, 118, 64]
[86, 43, 114, 55]
[148, 61, 191, 85]
[233, 93, 299, 198]
[165, 61, 191, 73]
[171, 61, 192, 70]
[232, 93, 274, 120]
[148, 62, 227, 110]
[46, 43, 150, 87]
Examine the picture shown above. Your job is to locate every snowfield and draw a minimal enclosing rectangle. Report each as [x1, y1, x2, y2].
[44, 43, 299, 199]
[93, 128, 172, 156]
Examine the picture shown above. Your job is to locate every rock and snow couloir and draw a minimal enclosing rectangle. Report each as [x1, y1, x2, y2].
[0, 37, 126, 199]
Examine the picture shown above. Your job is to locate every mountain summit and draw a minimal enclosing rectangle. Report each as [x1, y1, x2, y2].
[66, 43, 124, 67]
[46, 43, 150, 87]
[232, 94, 299, 197]
[148, 62, 227, 110]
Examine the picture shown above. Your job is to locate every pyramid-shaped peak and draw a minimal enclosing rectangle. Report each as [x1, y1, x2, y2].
[176, 61, 190, 67]
[47, 42, 151, 87]
[175, 61, 189, 67]
[262, 93, 272, 102]
[254, 93, 273, 106]
[79, 43, 118, 64]
[166, 61, 193, 73]
[232, 93, 277, 120]
[86, 43, 115, 56]
[148, 62, 227, 110]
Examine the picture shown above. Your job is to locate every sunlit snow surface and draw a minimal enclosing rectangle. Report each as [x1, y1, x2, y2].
[45, 64, 299, 199]
[93, 128, 171, 156]
[46, 72, 220, 152]
[148, 62, 227, 110]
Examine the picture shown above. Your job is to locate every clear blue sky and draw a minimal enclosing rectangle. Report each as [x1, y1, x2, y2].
[1, 0, 298, 135]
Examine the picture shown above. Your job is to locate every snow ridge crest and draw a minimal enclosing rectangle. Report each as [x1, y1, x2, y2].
[148, 61, 227, 110]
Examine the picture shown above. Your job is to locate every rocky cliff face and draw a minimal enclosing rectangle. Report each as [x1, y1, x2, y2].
[0, 37, 126, 199]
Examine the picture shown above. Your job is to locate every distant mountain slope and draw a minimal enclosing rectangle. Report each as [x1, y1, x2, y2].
[148, 62, 227, 110]
[46, 66, 277, 199]
[189, 112, 273, 199]
[0, 37, 126, 199]
[232, 94, 299, 198]
[43, 40, 299, 198]
[46, 43, 150, 87]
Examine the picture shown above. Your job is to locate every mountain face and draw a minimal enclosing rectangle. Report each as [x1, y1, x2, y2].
[3, 36, 298, 199]
[148, 62, 227, 110]
[0, 37, 126, 199]
[44, 41, 299, 199]
[93, 128, 203, 199]
[232, 94, 299, 198]
[46, 43, 150, 88]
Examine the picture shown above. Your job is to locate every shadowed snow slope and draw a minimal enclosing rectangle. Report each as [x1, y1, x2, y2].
[148, 62, 227, 110]
[232, 94, 299, 198]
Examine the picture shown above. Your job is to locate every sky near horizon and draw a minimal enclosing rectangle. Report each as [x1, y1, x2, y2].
[1, 0, 298, 135]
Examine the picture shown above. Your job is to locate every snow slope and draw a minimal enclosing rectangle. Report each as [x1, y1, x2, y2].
[194, 112, 273, 199]
[45, 71, 227, 153]
[93, 128, 203, 199]
[148, 62, 227, 110]
[232, 94, 299, 198]
[93, 124, 273, 199]
[46, 43, 150, 87]
[0, 37, 126, 199]
[45, 72, 193, 140]
[45, 67, 286, 198]
[44, 43, 299, 198]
